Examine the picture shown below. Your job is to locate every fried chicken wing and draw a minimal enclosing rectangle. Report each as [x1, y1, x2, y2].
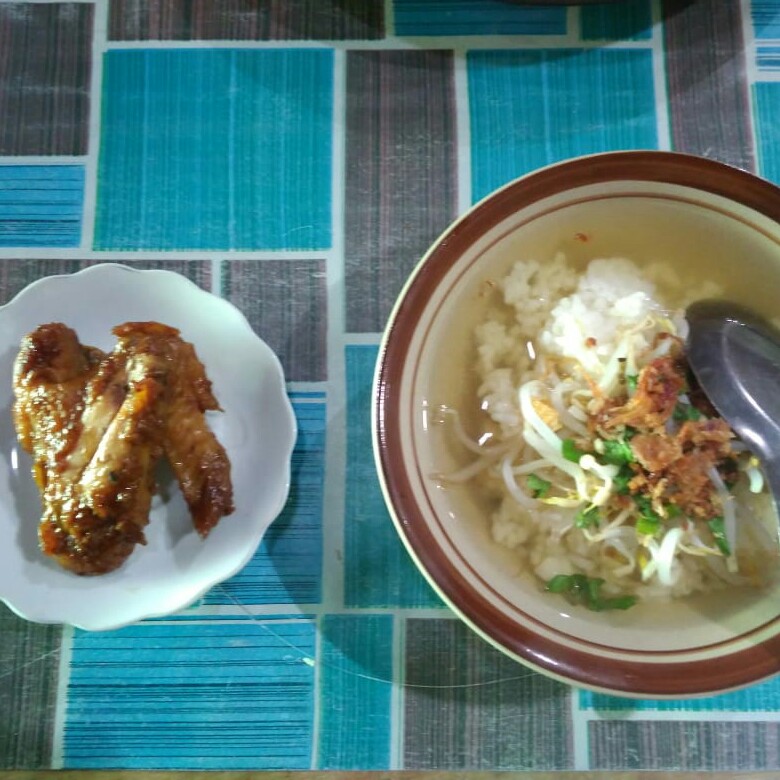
[13, 323, 104, 481]
[113, 322, 234, 537]
[15, 324, 171, 574]
[13, 320, 234, 575]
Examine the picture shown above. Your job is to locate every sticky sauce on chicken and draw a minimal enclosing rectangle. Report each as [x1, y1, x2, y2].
[13, 322, 234, 575]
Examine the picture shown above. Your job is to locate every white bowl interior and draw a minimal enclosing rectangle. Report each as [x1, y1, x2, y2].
[404, 180, 780, 654]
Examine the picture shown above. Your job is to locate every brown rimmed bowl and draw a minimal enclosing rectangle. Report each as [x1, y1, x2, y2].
[372, 151, 780, 698]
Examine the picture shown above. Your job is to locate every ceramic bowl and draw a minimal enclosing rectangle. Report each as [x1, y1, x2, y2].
[373, 151, 780, 697]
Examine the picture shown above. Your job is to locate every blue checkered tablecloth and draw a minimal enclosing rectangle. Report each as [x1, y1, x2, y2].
[2, 0, 780, 771]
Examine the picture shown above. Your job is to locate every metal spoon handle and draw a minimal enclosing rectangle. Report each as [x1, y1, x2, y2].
[686, 300, 780, 545]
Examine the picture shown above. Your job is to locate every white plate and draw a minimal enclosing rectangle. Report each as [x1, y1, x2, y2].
[0, 264, 296, 630]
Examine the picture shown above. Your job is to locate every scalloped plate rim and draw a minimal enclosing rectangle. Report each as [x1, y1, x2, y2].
[0, 264, 297, 630]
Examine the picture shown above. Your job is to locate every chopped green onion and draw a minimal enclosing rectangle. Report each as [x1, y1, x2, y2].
[601, 438, 635, 466]
[708, 515, 731, 556]
[562, 438, 586, 463]
[634, 495, 662, 535]
[673, 403, 702, 422]
[664, 502, 682, 519]
[626, 374, 638, 392]
[526, 474, 551, 499]
[614, 464, 634, 495]
[575, 505, 600, 529]
[633, 495, 654, 514]
[587, 576, 602, 603]
[636, 515, 661, 535]
[546, 574, 573, 594]
[545, 573, 638, 611]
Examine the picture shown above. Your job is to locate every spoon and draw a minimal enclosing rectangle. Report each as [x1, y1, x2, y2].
[685, 299, 780, 528]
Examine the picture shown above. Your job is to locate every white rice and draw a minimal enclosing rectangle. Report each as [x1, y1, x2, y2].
[474, 255, 730, 601]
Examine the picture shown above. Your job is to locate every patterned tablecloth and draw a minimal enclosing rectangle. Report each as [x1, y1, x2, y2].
[1, 0, 780, 772]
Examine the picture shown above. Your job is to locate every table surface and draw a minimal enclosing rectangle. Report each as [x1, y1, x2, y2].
[2, 0, 780, 772]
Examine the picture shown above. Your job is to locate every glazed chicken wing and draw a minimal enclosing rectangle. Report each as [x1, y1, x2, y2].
[113, 323, 234, 537]
[163, 340, 234, 537]
[13, 323, 104, 490]
[14, 323, 169, 574]
[13, 321, 234, 575]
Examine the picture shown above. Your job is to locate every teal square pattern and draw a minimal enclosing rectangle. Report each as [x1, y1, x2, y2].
[752, 0, 780, 38]
[580, 0, 652, 41]
[317, 615, 393, 769]
[95, 49, 333, 250]
[344, 345, 443, 608]
[467, 48, 658, 201]
[581, 675, 780, 713]
[393, 0, 566, 36]
[0, 165, 84, 247]
[63, 622, 316, 770]
[204, 395, 326, 606]
[755, 83, 780, 184]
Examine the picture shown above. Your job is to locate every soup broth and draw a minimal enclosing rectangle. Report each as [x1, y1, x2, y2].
[422, 193, 780, 616]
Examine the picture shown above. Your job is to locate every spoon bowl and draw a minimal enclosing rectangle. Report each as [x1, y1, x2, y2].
[686, 299, 780, 528]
